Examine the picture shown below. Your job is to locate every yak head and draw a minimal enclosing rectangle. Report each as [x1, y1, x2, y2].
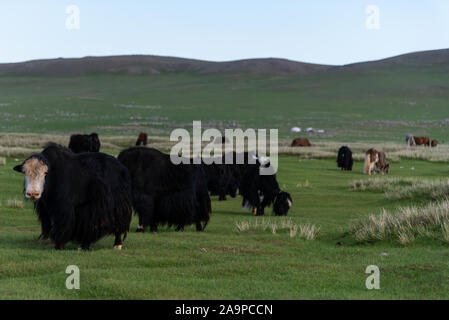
[273, 191, 292, 216]
[13, 154, 49, 201]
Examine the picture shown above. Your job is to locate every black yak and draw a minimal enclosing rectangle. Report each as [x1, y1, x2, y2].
[117, 147, 211, 233]
[68, 133, 101, 153]
[227, 152, 292, 216]
[337, 146, 353, 171]
[135, 133, 148, 146]
[200, 158, 239, 201]
[13, 143, 132, 250]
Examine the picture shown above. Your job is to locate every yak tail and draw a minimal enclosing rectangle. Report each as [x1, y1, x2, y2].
[363, 153, 370, 174]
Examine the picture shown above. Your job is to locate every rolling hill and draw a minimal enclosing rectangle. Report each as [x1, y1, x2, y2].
[0, 48, 448, 76]
[0, 48, 448, 142]
[0, 55, 332, 76]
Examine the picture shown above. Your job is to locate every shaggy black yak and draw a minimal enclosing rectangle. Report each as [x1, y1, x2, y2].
[117, 147, 211, 233]
[337, 146, 353, 171]
[68, 133, 101, 153]
[200, 158, 239, 201]
[226, 152, 292, 216]
[135, 133, 148, 146]
[13, 143, 132, 250]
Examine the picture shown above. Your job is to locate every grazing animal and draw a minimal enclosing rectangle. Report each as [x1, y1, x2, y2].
[414, 136, 430, 147]
[201, 159, 238, 201]
[135, 133, 148, 146]
[229, 152, 292, 216]
[431, 139, 438, 147]
[13, 143, 132, 250]
[375, 150, 390, 175]
[68, 133, 101, 153]
[117, 147, 211, 233]
[406, 134, 416, 147]
[291, 138, 312, 147]
[363, 148, 379, 175]
[337, 146, 353, 171]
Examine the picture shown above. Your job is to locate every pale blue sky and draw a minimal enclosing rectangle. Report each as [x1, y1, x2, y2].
[0, 1, 448, 65]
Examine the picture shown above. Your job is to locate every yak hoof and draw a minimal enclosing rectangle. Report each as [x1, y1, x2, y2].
[113, 245, 122, 250]
[136, 226, 145, 233]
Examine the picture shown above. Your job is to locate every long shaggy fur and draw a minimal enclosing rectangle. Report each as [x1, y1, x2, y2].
[375, 150, 390, 174]
[227, 152, 292, 216]
[201, 157, 239, 201]
[14, 143, 132, 250]
[364, 148, 379, 175]
[117, 147, 211, 232]
[337, 146, 353, 171]
[68, 133, 101, 153]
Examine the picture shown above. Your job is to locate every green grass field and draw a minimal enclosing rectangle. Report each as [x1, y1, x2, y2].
[1, 62, 449, 300]
[1, 153, 449, 299]
[0, 64, 448, 142]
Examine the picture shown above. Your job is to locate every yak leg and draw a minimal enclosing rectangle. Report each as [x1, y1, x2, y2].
[175, 225, 184, 232]
[135, 212, 146, 233]
[113, 233, 123, 250]
[196, 222, 203, 232]
[149, 223, 158, 233]
[79, 242, 91, 251]
[55, 243, 65, 250]
[256, 206, 265, 216]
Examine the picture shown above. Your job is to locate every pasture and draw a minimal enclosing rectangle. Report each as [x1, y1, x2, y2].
[0, 64, 448, 142]
[1, 147, 449, 299]
[1, 63, 449, 300]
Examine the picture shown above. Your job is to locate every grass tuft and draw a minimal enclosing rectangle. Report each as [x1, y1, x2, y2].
[351, 177, 449, 201]
[6, 199, 25, 209]
[235, 218, 319, 240]
[349, 200, 449, 244]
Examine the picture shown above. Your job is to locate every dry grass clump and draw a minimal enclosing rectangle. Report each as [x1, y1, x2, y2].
[349, 200, 449, 244]
[235, 217, 319, 240]
[5, 199, 25, 209]
[0, 157, 5, 166]
[350, 177, 449, 201]
[2, 133, 448, 162]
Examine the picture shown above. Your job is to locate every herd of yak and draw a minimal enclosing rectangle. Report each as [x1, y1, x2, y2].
[12, 132, 438, 250]
[12, 133, 292, 250]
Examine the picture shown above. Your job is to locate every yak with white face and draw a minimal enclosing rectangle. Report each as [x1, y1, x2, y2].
[12, 143, 132, 250]
[14, 155, 48, 200]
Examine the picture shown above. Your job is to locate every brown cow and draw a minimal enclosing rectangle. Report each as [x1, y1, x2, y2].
[414, 136, 430, 146]
[135, 133, 148, 146]
[431, 139, 438, 147]
[291, 138, 312, 147]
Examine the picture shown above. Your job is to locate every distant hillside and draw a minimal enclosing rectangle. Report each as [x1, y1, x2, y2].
[0, 55, 332, 76]
[333, 48, 449, 71]
[0, 48, 447, 76]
